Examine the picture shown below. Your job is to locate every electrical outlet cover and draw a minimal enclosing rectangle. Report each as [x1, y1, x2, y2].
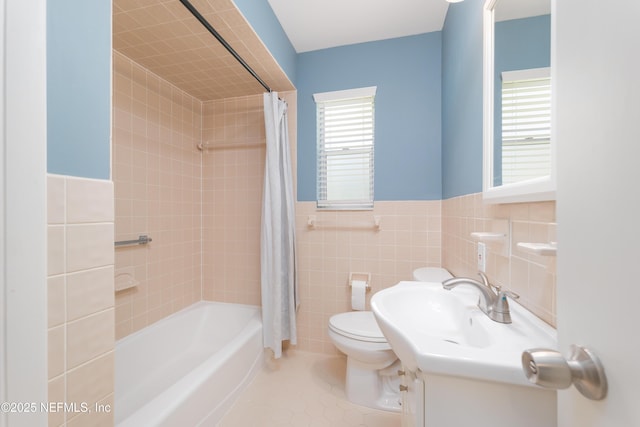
[477, 242, 487, 272]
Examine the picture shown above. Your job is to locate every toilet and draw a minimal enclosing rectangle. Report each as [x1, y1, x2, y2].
[328, 311, 401, 411]
[328, 267, 452, 412]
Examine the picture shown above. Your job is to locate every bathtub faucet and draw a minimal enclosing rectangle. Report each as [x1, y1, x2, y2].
[442, 272, 519, 324]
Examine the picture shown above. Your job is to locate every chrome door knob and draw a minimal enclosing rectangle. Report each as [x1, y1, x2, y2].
[522, 345, 607, 400]
[522, 348, 573, 388]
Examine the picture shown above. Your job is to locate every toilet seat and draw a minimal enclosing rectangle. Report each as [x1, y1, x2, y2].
[329, 312, 387, 343]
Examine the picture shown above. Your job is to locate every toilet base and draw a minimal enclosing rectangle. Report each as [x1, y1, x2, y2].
[345, 357, 401, 412]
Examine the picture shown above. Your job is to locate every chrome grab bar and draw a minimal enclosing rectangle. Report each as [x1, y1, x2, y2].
[114, 235, 152, 247]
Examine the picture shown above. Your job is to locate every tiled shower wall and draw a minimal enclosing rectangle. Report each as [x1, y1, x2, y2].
[199, 91, 296, 305]
[47, 175, 115, 427]
[112, 50, 297, 337]
[442, 193, 557, 326]
[112, 51, 202, 339]
[201, 94, 269, 305]
[200, 92, 297, 305]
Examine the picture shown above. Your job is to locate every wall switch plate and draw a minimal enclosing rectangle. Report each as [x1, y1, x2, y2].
[477, 242, 487, 272]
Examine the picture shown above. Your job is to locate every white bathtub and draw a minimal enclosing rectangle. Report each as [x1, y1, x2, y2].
[115, 301, 263, 427]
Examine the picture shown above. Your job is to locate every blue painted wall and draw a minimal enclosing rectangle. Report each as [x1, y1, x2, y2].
[233, 0, 297, 85]
[296, 34, 443, 201]
[47, 0, 111, 179]
[441, 0, 484, 199]
[44, 0, 489, 197]
[493, 15, 551, 185]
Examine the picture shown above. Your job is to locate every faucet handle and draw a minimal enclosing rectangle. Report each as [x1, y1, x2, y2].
[478, 271, 488, 284]
[478, 272, 502, 293]
[492, 289, 520, 321]
[477, 272, 492, 288]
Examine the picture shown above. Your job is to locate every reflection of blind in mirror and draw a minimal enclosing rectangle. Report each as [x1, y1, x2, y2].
[315, 90, 375, 209]
[501, 68, 551, 185]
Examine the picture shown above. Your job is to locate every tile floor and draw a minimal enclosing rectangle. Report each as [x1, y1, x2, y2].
[219, 350, 401, 427]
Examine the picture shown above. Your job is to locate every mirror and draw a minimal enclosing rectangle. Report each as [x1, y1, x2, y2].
[483, 0, 554, 203]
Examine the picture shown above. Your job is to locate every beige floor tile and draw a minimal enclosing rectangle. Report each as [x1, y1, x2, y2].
[219, 350, 400, 427]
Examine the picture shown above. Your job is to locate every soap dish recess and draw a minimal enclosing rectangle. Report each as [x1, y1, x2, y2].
[517, 242, 557, 256]
[115, 267, 140, 292]
[470, 232, 506, 241]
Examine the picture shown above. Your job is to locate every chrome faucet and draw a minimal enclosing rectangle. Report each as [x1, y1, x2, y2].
[442, 272, 519, 324]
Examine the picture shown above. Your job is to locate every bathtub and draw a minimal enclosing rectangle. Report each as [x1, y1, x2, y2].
[115, 301, 263, 427]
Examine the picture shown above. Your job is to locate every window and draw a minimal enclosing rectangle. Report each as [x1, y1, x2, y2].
[501, 68, 551, 185]
[314, 87, 376, 210]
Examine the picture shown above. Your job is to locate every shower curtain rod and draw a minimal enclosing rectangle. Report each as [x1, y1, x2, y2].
[179, 0, 273, 93]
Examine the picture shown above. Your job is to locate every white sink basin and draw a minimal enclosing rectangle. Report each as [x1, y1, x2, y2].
[371, 281, 557, 386]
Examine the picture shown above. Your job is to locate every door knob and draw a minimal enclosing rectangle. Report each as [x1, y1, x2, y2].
[522, 345, 607, 400]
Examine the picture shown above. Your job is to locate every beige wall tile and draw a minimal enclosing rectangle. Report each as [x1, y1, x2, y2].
[66, 309, 114, 370]
[66, 393, 114, 427]
[48, 326, 65, 379]
[47, 175, 115, 425]
[113, 52, 202, 337]
[66, 266, 115, 322]
[66, 351, 114, 408]
[529, 201, 555, 222]
[66, 224, 114, 273]
[48, 225, 66, 276]
[442, 193, 557, 326]
[66, 178, 114, 224]
[294, 200, 443, 354]
[48, 175, 66, 224]
[200, 92, 292, 308]
[48, 375, 66, 427]
[48, 275, 66, 327]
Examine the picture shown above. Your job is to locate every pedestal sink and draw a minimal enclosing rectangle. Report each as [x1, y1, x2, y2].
[371, 281, 558, 427]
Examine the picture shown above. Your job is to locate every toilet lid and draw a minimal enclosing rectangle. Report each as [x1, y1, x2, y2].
[329, 312, 387, 343]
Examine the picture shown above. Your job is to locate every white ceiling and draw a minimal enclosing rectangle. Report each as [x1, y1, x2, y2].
[495, 0, 551, 22]
[267, 0, 451, 53]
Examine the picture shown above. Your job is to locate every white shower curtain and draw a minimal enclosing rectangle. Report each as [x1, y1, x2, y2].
[261, 92, 298, 359]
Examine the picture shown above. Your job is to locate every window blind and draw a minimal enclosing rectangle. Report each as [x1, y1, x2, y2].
[501, 68, 551, 185]
[314, 87, 376, 209]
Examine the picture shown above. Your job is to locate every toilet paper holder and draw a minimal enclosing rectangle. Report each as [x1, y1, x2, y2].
[349, 272, 371, 292]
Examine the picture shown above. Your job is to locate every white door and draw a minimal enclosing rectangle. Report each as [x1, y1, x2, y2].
[556, 0, 640, 425]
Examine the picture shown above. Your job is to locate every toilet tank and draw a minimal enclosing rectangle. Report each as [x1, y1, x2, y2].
[412, 267, 452, 283]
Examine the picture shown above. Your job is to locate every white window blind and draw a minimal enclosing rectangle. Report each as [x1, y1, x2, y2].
[314, 87, 376, 210]
[501, 68, 551, 185]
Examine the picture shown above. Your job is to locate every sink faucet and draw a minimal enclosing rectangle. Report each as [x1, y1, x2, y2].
[442, 272, 519, 324]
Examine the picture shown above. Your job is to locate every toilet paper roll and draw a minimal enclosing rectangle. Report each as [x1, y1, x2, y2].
[351, 280, 367, 311]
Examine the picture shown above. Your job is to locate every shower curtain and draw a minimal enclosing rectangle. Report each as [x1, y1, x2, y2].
[261, 92, 298, 359]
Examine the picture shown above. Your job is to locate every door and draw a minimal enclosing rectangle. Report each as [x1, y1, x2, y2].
[556, 0, 640, 425]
